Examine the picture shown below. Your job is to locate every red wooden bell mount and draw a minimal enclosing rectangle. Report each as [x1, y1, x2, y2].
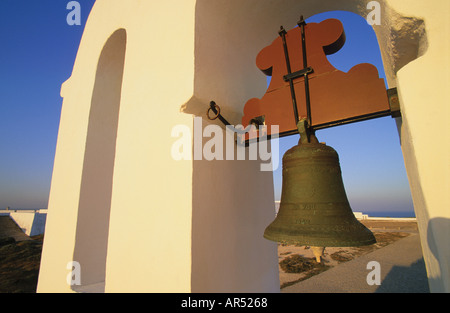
[240, 16, 399, 141]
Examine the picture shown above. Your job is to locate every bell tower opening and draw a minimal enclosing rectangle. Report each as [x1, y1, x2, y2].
[72, 29, 127, 292]
[270, 11, 415, 289]
[272, 11, 413, 219]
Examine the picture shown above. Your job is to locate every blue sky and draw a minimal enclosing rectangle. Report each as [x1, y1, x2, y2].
[0, 0, 96, 209]
[0, 2, 414, 216]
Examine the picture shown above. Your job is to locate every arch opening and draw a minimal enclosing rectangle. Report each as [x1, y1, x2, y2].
[72, 28, 127, 292]
[270, 11, 417, 290]
[190, 1, 428, 292]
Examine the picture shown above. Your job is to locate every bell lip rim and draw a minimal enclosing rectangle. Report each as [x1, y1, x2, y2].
[263, 233, 377, 247]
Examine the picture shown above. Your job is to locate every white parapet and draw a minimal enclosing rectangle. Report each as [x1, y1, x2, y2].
[0, 209, 47, 236]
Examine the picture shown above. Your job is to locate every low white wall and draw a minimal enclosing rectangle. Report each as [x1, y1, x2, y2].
[367, 217, 417, 222]
[0, 209, 47, 236]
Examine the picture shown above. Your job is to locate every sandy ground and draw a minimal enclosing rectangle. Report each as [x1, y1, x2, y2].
[0, 234, 43, 293]
[277, 219, 418, 289]
[0, 216, 418, 293]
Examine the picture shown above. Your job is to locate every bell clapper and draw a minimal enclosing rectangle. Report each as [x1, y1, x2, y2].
[311, 246, 325, 263]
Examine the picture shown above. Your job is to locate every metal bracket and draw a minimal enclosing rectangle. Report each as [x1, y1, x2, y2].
[249, 115, 266, 128]
[387, 87, 401, 118]
[207, 101, 270, 147]
[207, 87, 401, 145]
[283, 67, 314, 82]
[208, 101, 266, 129]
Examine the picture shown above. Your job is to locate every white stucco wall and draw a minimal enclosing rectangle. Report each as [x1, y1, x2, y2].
[38, 0, 278, 293]
[38, 0, 449, 293]
[388, 1, 450, 292]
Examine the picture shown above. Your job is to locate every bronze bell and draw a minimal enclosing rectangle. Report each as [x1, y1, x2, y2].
[264, 120, 376, 260]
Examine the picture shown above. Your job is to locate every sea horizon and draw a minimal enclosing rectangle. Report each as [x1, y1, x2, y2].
[3, 207, 416, 218]
[274, 202, 415, 218]
[361, 210, 416, 218]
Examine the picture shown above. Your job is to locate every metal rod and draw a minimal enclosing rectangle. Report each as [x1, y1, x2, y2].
[298, 16, 308, 71]
[209, 101, 261, 148]
[245, 109, 392, 144]
[298, 16, 312, 133]
[279, 26, 300, 126]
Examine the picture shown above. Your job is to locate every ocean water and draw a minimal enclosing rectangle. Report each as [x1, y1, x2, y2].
[362, 211, 416, 218]
[273, 203, 416, 218]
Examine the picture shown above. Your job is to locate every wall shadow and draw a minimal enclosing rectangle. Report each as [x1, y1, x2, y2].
[375, 258, 430, 293]
[375, 217, 450, 293]
[426, 217, 450, 292]
[72, 29, 127, 290]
